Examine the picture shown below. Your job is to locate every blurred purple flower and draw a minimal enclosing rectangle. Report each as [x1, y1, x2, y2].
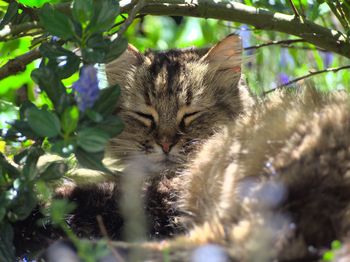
[239, 24, 253, 67]
[72, 65, 100, 112]
[239, 24, 251, 49]
[278, 73, 290, 85]
[320, 52, 334, 68]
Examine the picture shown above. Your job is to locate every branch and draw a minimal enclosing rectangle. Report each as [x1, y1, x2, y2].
[0, 22, 40, 42]
[244, 39, 307, 50]
[0, 49, 41, 80]
[264, 65, 350, 95]
[96, 215, 126, 262]
[287, 0, 301, 19]
[118, 0, 146, 37]
[119, 0, 350, 59]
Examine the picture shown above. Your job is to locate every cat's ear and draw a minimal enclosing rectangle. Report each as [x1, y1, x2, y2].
[106, 44, 146, 86]
[203, 34, 242, 75]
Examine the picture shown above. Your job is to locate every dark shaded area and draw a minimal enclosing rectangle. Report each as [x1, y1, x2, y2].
[14, 174, 184, 258]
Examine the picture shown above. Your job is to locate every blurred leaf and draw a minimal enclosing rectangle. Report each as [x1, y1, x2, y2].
[40, 161, 68, 181]
[5, 120, 39, 141]
[18, 0, 62, 8]
[22, 147, 44, 179]
[0, 2, 18, 30]
[7, 185, 37, 221]
[72, 0, 93, 25]
[105, 37, 128, 63]
[86, 0, 119, 34]
[0, 154, 20, 178]
[13, 149, 29, 165]
[0, 222, 15, 262]
[38, 4, 76, 40]
[50, 199, 76, 224]
[85, 109, 103, 123]
[75, 147, 111, 174]
[92, 84, 120, 116]
[331, 240, 342, 250]
[98, 116, 124, 137]
[61, 106, 79, 135]
[0, 141, 5, 154]
[77, 128, 109, 153]
[26, 107, 61, 138]
[31, 67, 68, 111]
[50, 139, 75, 157]
[40, 43, 81, 79]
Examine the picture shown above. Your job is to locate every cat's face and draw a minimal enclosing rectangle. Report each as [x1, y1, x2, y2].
[106, 35, 248, 172]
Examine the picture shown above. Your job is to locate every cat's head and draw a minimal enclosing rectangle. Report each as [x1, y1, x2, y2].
[106, 35, 251, 172]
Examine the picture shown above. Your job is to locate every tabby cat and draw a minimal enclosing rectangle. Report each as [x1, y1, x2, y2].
[15, 35, 253, 257]
[18, 35, 350, 262]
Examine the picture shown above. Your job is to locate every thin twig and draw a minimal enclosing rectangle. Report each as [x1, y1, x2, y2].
[0, 48, 41, 80]
[96, 215, 126, 262]
[118, 0, 146, 37]
[264, 65, 350, 95]
[244, 39, 307, 50]
[287, 0, 301, 19]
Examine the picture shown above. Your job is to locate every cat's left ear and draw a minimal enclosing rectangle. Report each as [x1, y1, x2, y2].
[202, 34, 242, 75]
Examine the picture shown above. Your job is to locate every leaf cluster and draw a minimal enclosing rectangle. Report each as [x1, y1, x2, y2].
[0, 0, 127, 260]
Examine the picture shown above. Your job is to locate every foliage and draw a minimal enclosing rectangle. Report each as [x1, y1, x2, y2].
[0, 0, 124, 260]
[0, 0, 349, 261]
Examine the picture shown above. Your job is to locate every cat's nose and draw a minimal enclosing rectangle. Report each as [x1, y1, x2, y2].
[160, 142, 172, 154]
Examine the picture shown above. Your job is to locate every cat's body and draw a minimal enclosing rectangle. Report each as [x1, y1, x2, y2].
[178, 87, 350, 261]
[15, 35, 350, 262]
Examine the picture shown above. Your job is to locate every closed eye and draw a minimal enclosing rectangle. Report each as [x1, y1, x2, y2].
[135, 111, 154, 122]
[131, 111, 155, 128]
[180, 111, 202, 127]
[183, 111, 200, 119]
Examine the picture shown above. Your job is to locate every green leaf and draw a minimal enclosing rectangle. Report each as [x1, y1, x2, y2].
[26, 107, 61, 138]
[92, 85, 120, 116]
[98, 116, 124, 137]
[31, 67, 68, 112]
[77, 128, 109, 153]
[0, 154, 20, 178]
[84, 109, 103, 123]
[75, 147, 111, 174]
[105, 37, 128, 63]
[50, 139, 75, 157]
[331, 240, 342, 250]
[86, 0, 119, 34]
[72, 0, 93, 25]
[0, 223, 15, 262]
[22, 147, 45, 179]
[40, 43, 81, 79]
[38, 4, 76, 40]
[50, 199, 76, 224]
[0, 2, 18, 30]
[61, 106, 79, 135]
[40, 161, 68, 181]
[5, 120, 39, 141]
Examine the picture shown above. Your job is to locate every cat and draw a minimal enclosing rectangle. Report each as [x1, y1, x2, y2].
[14, 34, 253, 258]
[176, 86, 350, 261]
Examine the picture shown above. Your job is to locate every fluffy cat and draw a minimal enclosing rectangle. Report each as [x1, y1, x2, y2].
[176, 86, 350, 261]
[15, 35, 253, 257]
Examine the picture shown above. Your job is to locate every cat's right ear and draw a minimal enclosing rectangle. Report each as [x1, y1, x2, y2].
[201, 34, 242, 85]
[106, 44, 146, 86]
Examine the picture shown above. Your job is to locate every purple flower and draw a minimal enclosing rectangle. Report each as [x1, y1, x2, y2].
[72, 65, 100, 112]
[320, 52, 334, 68]
[278, 73, 290, 85]
[239, 24, 251, 49]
